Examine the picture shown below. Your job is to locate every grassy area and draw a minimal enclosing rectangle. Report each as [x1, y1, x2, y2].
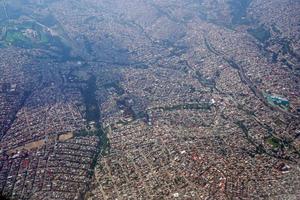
[40, 32, 49, 43]
[2, 21, 43, 47]
[264, 93, 290, 110]
[196, 70, 216, 89]
[6, 30, 27, 43]
[267, 137, 281, 149]
[1, 20, 68, 55]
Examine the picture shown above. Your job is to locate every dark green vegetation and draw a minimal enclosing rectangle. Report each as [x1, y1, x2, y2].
[266, 136, 282, 149]
[282, 42, 291, 55]
[78, 74, 110, 175]
[156, 102, 212, 112]
[81, 75, 100, 124]
[248, 25, 271, 43]
[0, 20, 70, 56]
[75, 129, 110, 157]
[75, 128, 110, 175]
[271, 24, 281, 34]
[1, 0, 72, 59]
[1, 21, 48, 48]
[195, 70, 219, 91]
[204, 38, 220, 56]
[236, 121, 299, 160]
[280, 39, 300, 61]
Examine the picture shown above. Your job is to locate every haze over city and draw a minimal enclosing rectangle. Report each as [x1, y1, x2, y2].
[0, 0, 299, 199]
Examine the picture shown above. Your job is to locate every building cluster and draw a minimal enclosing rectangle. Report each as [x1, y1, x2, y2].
[1, 0, 299, 199]
[84, 0, 300, 198]
[0, 50, 100, 199]
[90, 117, 299, 199]
[0, 135, 99, 200]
